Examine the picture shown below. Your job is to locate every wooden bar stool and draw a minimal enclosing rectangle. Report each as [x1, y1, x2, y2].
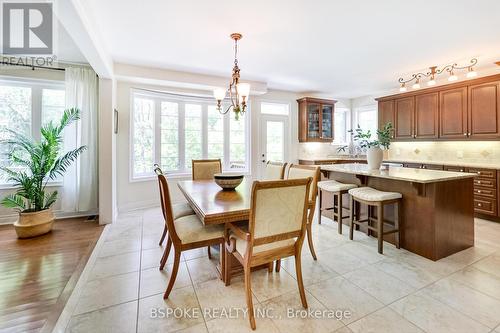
[348, 187, 402, 254]
[317, 180, 357, 234]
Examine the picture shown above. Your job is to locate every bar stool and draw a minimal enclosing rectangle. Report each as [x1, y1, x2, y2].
[317, 180, 357, 234]
[348, 187, 402, 254]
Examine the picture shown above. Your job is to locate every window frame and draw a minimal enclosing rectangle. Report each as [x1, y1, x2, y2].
[129, 88, 251, 181]
[353, 105, 378, 136]
[0, 77, 65, 189]
[332, 107, 351, 145]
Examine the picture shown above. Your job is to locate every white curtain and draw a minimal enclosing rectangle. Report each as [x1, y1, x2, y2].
[64, 67, 98, 213]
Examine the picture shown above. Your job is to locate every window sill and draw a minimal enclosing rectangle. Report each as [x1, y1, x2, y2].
[130, 170, 251, 183]
[0, 182, 63, 191]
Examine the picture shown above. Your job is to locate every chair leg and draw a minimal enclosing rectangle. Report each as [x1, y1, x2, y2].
[349, 197, 355, 240]
[159, 236, 172, 270]
[275, 259, 281, 272]
[244, 266, 256, 330]
[306, 219, 317, 260]
[163, 248, 181, 299]
[395, 201, 401, 249]
[207, 246, 212, 259]
[294, 253, 308, 308]
[267, 262, 273, 273]
[377, 204, 384, 254]
[159, 225, 167, 246]
[367, 206, 372, 237]
[337, 192, 343, 235]
[318, 189, 322, 225]
[224, 247, 232, 286]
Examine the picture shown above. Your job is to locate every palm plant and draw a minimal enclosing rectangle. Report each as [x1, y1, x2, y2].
[0, 108, 86, 212]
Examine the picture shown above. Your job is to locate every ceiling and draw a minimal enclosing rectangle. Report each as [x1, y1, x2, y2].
[83, 0, 500, 98]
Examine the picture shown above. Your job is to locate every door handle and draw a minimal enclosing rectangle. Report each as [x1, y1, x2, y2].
[261, 160, 266, 163]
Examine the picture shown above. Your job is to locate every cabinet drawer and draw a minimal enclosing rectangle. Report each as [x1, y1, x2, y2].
[468, 168, 496, 179]
[421, 164, 444, 170]
[474, 179, 495, 188]
[474, 196, 497, 215]
[474, 187, 497, 198]
[444, 166, 467, 172]
[403, 163, 422, 169]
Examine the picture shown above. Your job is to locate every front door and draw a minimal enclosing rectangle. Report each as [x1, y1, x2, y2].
[259, 115, 289, 176]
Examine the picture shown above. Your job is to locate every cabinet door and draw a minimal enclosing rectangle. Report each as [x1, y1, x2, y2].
[395, 97, 415, 139]
[468, 81, 500, 138]
[306, 103, 320, 140]
[378, 100, 395, 137]
[415, 92, 439, 139]
[439, 87, 468, 139]
[321, 104, 334, 140]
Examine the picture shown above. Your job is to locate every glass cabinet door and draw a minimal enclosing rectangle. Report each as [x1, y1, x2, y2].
[307, 103, 320, 139]
[321, 104, 333, 139]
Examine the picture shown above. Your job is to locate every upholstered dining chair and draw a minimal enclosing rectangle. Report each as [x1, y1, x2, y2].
[191, 159, 222, 258]
[154, 164, 195, 246]
[262, 161, 287, 180]
[224, 178, 312, 330]
[283, 164, 321, 262]
[156, 172, 225, 299]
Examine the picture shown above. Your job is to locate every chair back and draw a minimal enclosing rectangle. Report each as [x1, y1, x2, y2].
[248, 178, 311, 252]
[262, 161, 287, 180]
[156, 173, 181, 244]
[192, 159, 222, 180]
[287, 164, 320, 204]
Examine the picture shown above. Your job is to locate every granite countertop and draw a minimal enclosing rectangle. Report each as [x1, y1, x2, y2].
[320, 163, 477, 184]
[299, 156, 367, 161]
[384, 159, 500, 170]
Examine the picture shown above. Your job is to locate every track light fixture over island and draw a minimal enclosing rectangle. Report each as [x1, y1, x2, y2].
[398, 58, 478, 92]
[213, 33, 250, 120]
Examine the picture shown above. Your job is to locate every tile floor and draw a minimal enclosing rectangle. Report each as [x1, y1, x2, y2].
[63, 208, 500, 333]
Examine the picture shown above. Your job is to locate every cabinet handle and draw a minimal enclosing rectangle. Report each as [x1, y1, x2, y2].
[460, 169, 464, 172]
[477, 190, 482, 193]
[478, 203, 482, 207]
[463, 133, 467, 136]
[477, 172, 481, 175]
[477, 181, 481, 184]
[468, 132, 471, 136]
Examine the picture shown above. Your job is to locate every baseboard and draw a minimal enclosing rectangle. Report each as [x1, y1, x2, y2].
[118, 199, 159, 213]
[0, 210, 99, 225]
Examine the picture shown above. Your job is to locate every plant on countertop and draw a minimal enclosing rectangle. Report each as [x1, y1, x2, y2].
[0, 108, 86, 212]
[350, 122, 393, 150]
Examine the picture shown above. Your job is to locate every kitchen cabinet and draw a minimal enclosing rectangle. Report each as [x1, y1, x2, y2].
[378, 100, 395, 137]
[468, 81, 500, 138]
[298, 97, 336, 142]
[439, 87, 468, 139]
[395, 97, 414, 139]
[415, 92, 439, 139]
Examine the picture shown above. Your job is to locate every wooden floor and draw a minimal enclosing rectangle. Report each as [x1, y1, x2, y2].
[0, 217, 104, 333]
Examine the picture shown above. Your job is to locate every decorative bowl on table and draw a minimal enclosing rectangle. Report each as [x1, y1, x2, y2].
[214, 173, 244, 190]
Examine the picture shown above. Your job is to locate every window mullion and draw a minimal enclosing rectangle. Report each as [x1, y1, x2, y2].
[179, 101, 186, 172]
[154, 98, 161, 167]
[32, 86, 42, 141]
[223, 108, 230, 170]
[202, 103, 208, 159]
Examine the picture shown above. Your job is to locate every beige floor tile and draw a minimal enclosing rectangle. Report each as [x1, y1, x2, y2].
[348, 307, 423, 333]
[423, 278, 500, 329]
[105, 224, 142, 242]
[184, 247, 212, 261]
[373, 258, 441, 289]
[250, 269, 300, 303]
[333, 326, 353, 333]
[280, 255, 338, 286]
[194, 276, 257, 312]
[336, 242, 388, 264]
[98, 237, 142, 258]
[439, 246, 494, 267]
[306, 276, 384, 324]
[390, 290, 490, 333]
[74, 271, 139, 315]
[176, 322, 209, 333]
[344, 265, 415, 304]
[472, 253, 500, 279]
[89, 251, 141, 281]
[450, 266, 500, 300]
[140, 262, 191, 298]
[137, 285, 204, 333]
[186, 257, 220, 284]
[142, 233, 163, 250]
[261, 291, 344, 333]
[66, 301, 137, 333]
[317, 247, 368, 275]
[141, 246, 180, 270]
[205, 316, 280, 333]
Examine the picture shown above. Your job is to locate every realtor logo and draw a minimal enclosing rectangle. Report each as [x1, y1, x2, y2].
[2, 2, 53, 54]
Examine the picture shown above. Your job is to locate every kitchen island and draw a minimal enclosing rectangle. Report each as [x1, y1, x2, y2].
[321, 164, 477, 260]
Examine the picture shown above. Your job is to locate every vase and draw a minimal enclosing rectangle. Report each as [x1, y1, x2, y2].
[366, 147, 383, 170]
[14, 208, 54, 238]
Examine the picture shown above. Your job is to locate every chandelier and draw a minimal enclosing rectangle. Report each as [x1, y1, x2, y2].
[213, 33, 250, 120]
[398, 58, 478, 92]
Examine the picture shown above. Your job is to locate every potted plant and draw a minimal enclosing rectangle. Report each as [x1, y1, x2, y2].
[0, 108, 86, 238]
[351, 122, 393, 170]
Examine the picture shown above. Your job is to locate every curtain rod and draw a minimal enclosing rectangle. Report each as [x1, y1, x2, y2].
[0, 61, 65, 71]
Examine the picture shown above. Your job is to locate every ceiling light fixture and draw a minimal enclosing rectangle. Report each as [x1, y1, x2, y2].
[213, 33, 250, 120]
[398, 58, 478, 91]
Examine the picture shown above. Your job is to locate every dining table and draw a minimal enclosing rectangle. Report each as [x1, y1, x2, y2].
[177, 178, 256, 281]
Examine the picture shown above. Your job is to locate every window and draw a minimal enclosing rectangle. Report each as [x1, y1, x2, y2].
[131, 90, 250, 179]
[261, 102, 289, 115]
[353, 106, 378, 135]
[333, 107, 350, 144]
[0, 79, 65, 185]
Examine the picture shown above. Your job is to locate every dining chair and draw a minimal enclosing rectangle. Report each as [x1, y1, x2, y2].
[282, 164, 321, 263]
[262, 161, 287, 180]
[191, 159, 222, 180]
[156, 172, 225, 299]
[224, 178, 312, 330]
[154, 165, 195, 246]
[191, 159, 222, 258]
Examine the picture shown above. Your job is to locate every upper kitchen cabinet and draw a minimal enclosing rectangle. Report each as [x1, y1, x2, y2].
[394, 96, 414, 139]
[439, 87, 468, 139]
[415, 92, 439, 139]
[468, 81, 500, 138]
[298, 97, 336, 142]
[378, 100, 395, 138]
